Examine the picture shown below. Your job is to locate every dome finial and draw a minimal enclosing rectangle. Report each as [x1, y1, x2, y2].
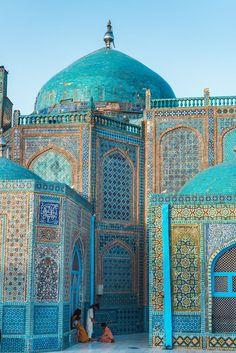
[103, 20, 115, 49]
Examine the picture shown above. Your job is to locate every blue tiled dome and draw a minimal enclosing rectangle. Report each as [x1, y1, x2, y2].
[179, 161, 236, 195]
[35, 48, 175, 114]
[0, 157, 43, 181]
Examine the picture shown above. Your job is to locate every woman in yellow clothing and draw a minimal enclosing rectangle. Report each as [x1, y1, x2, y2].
[77, 322, 89, 343]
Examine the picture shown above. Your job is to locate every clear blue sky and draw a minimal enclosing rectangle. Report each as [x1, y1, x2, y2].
[1, 0, 236, 114]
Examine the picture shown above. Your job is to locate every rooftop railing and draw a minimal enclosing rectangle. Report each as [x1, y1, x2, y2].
[18, 112, 87, 125]
[151, 95, 236, 109]
[17, 112, 142, 136]
[92, 115, 141, 135]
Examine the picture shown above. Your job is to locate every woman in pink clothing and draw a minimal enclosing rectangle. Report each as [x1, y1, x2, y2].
[99, 322, 115, 343]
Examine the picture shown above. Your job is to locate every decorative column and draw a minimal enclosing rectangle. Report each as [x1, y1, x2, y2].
[162, 204, 173, 349]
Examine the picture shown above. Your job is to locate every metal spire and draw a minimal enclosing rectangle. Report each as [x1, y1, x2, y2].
[103, 20, 115, 48]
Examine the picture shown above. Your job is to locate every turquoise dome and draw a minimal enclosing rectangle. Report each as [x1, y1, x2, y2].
[179, 161, 236, 195]
[35, 48, 175, 114]
[0, 157, 43, 181]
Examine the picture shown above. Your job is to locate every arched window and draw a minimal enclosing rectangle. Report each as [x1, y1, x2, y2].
[71, 244, 82, 315]
[212, 246, 236, 333]
[102, 152, 133, 221]
[223, 128, 236, 162]
[160, 128, 201, 193]
[30, 150, 73, 186]
[103, 244, 132, 293]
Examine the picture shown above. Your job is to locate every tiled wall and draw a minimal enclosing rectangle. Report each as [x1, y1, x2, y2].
[149, 194, 236, 349]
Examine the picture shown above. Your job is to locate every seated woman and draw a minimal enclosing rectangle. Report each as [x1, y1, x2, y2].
[77, 321, 89, 343]
[99, 322, 115, 343]
[71, 309, 89, 343]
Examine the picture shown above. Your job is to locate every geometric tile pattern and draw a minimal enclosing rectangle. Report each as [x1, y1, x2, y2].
[36, 226, 60, 243]
[34, 245, 60, 301]
[173, 335, 201, 347]
[33, 337, 59, 351]
[223, 128, 236, 162]
[208, 335, 236, 349]
[1, 338, 25, 352]
[99, 138, 137, 166]
[2, 195, 29, 302]
[171, 225, 200, 311]
[33, 306, 58, 334]
[160, 128, 201, 193]
[102, 152, 133, 221]
[208, 109, 215, 166]
[103, 245, 132, 292]
[31, 150, 72, 186]
[173, 315, 201, 332]
[3, 306, 26, 334]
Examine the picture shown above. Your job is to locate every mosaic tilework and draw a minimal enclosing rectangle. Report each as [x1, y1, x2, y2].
[34, 245, 60, 301]
[12, 128, 21, 163]
[149, 206, 163, 311]
[36, 226, 60, 243]
[172, 225, 200, 311]
[103, 245, 132, 292]
[218, 116, 236, 134]
[223, 127, 236, 161]
[155, 108, 206, 117]
[99, 138, 137, 166]
[173, 314, 201, 332]
[157, 117, 205, 136]
[98, 233, 137, 252]
[208, 109, 215, 166]
[63, 304, 70, 333]
[1, 338, 25, 352]
[3, 306, 26, 334]
[102, 152, 133, 221]
[39, 195, 60, 225]
[3, 194, 30, 302]
[34, 305, 58, 334]
[82, 126, 90, 199]
[173, 335, 201, 347]
[31, 150, 73, 186]
[160, 127, 201, 193]
[208, 335, 236, 349]
[207, 223, 236, 258]
[33, 337, 59, 351]
[24, 134, 79, 160]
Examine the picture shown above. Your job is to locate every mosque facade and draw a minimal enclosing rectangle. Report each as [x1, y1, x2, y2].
[0, 22, 235, 352]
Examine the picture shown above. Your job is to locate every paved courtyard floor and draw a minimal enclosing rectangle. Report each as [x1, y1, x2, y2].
[49, 333, 224, 353]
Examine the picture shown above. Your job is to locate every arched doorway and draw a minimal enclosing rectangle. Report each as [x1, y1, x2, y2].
[212, 245, 236, 333]
[71, 243, 83, 315]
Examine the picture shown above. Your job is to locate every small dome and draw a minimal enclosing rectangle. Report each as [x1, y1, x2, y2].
[0, 157, 43, 181]
[35, 48, 175, 114]
[179, 161, 236, 195]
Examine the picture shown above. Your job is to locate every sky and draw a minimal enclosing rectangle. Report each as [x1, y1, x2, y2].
[1, 0, 236, 114]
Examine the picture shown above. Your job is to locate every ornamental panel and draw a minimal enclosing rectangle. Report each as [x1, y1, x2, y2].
[160, 128, 201, 193]
[223, 128, 236, 162]
[34, 245, 60, 301]
[171, 224, 200, 311]
[102, 152, 133, 221]
[103, 245, 132, 292]
[31, 150, 73, 186]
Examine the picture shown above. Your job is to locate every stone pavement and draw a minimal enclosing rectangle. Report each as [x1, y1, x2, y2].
[49, 334, 224, 353]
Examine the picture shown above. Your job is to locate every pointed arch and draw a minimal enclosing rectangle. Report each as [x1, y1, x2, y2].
[26, 145, 77, 187]
[101, 240, 135, 293]
[209, 241, 236, 333]
[157, 126, 204, 193]
[99, 148, 135, 223]
[219, 127, 236, 163]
